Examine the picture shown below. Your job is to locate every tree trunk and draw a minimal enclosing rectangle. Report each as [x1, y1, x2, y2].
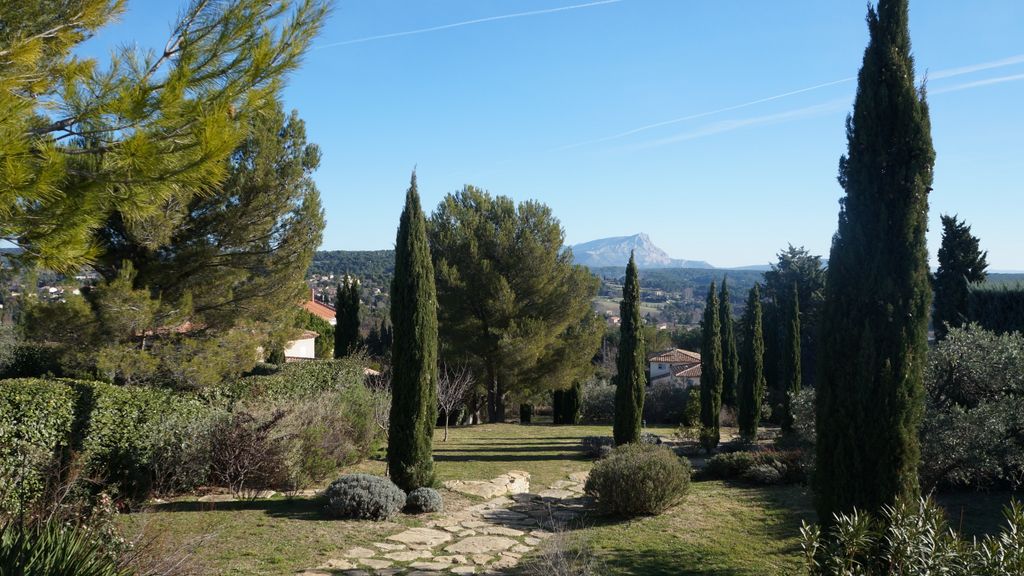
[486, 362, 507, 423]
[443, 410, 449, 442]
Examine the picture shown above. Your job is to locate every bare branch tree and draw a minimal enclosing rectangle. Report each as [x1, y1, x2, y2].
[365, 366, 392, 445]
[437, 363, 475, 442]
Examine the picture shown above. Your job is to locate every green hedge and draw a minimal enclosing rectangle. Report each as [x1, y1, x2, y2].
[969, 283, 1024, 335]
[0, 378, 220, 510]
[0, 379, 76, 512]
[215, 358, 365, 403]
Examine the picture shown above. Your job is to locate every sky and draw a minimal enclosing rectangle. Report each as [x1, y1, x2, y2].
[79, 1, 1024, 270]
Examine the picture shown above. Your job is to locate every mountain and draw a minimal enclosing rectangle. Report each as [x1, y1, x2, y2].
[570, 233, 712, 269]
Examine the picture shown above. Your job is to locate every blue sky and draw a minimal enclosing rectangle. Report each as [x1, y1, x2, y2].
[81, 1, 1024, 270]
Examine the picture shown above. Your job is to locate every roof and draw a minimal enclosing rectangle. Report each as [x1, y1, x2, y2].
[675, 364, 702, 378]
[303, 299, 336, 322]
[649, 348, 701, 364]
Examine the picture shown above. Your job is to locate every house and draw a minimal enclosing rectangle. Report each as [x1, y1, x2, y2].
[304, 288, 337, 326]
[283, 329, 319, 361]
[649, 348, 702, 388]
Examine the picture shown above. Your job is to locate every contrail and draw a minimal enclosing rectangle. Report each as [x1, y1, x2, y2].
[556, 52, 1024, 151]
[317, 0, 623, 49]
[931, 72, 1024, 94]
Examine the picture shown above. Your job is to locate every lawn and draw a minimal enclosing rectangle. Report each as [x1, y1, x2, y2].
[124, 423, 1015, 575]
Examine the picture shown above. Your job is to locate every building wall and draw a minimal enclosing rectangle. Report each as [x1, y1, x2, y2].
[650, 362, 671, 379]
[284, 337, 316, 361]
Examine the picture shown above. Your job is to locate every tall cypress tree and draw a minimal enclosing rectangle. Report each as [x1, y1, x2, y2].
[719, 278, 739, 408]
[738, 285, 766, 439]
[700, 281, 723, 452]
[334, 278, 361, 358]
[816, 0, 934, 521]
[614, 252, 645, 445]
[782, 283, 801, 432]
[933, 214, 988, 340]
[387, 172, 438, 491]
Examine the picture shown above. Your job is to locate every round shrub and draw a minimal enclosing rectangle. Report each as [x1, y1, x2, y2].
[584, 443, 691, 516]
[405, 487, 443, 514]
[742, 463, 783, 485]
[324, 474, 406, 520]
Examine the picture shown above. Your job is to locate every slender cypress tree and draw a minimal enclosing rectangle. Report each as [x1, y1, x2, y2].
[552, 389, 565, 425]
[614, 252, 645, 445]
[781, 283, 802, 432]
[738, 285, 765, 439]
[933, 214, 988, 340]
[719, 278, 739, 408]
[387, 172, 439, 491]
[700, 281, 723, 452]
[565, 380, 583, 425]
[334, 278, 361, 358]
[816, 0, 934, 521]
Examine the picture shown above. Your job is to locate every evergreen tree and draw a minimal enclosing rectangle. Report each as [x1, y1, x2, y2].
[565, 380, 583, 425]
[719, 278, 740, 408]
[1, 0, 328, 272]
[699, 281, 724, 452]
[387, 172, 438, 491]
[782, 284, 802, 432]
[614, 253, 645, 445]
[738, 285, 766, 439]
[817, 0, 934, 521]
[429, 187, 601, 422]
[334, 278, 361, 358]
[933, 214, 988, 340]
[552, 389, 565, 425]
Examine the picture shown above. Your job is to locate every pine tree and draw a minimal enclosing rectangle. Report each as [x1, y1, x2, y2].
[933, 214, 988, 340]
[387, 172, 438, 491]
[700, 281, 724, 452]
[738, 285, 766, 439]
[334, 278, 361, 358]
[1, 0, 328, 273]
[719, 278, 740, 408]
[782, 284, 802, 432]
[816, 0, 934, 521]
[614, 252, 645, 445]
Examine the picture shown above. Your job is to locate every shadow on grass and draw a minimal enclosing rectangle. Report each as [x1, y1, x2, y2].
[934, 489, 1020, 537]
[435, 452, 588, 462]
[149, 496, 323, 521]
[435, 445, 584, 454]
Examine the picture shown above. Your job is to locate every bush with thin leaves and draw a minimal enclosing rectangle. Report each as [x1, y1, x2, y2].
[324, 474, 406, 521]
[584, 443, 690, 516]
[0, 518, 131, 576]
[801, 497, 1024, 575]
[405, 487, 443, 514]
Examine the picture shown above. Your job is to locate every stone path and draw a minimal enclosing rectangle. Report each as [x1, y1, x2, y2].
[298, 471, 590, 575]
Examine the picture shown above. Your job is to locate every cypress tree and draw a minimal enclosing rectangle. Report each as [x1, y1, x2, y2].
[933, 214, 988, 340]
[738, 285, 766, 439]
[613, 252, 645, 445]
[719, 278, 739, 408]
[552, 389, 565, 425]
[782, 284, 801, 432]
[816, 0, 934, 521]
[565, 380, 583, 425]
[387, 172, 439, 491]
[700, 281, 723, 452]
[334, 279, 361, 358]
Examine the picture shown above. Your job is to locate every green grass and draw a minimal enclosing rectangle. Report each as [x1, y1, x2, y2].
[123, 423, 1015, 575]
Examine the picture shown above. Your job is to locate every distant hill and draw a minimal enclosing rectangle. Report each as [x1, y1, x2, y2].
[309, 250, 394, 285]
[570, 233, 712, 269]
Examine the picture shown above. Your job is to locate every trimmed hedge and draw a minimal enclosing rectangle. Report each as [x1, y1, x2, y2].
[969, 283, 1024, 335]
[0, 379, 76, 512]
[213, 358, 365, 403]
[703, 449, 805, 485]
[0, 378, 221, 510]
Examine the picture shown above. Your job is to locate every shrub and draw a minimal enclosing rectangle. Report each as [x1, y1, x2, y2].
[681, 387, 701, 427]
[147, 408, 223, 497]
[270, 384, 377, 491]
[522, 528, 604, 576]
[641, 381, 688, 425]
[585, 443, 691, 516]
[405, 487, 443, 514]
[324, 474, 406, 521]
[704, 449, 804, 485]
[580, 380, 615, 424]
[790, 387, 816, 447]
[0, 343, 64, 379]
[0, 379, 76, 514]
[581, 436, 615, 459]
[208, 410, 290, 499]
[801, 498, 1024, 575]
[921, 326, 1024, 490]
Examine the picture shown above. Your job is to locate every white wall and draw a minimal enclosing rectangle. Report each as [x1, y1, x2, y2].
[284, 337, 316, 360]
